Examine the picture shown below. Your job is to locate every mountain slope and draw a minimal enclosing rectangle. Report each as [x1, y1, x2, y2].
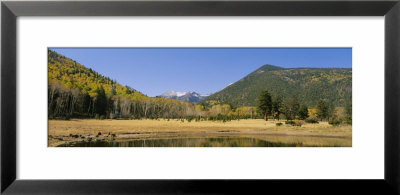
[204, 64, 352, 107]
[48, 49, 147, 100]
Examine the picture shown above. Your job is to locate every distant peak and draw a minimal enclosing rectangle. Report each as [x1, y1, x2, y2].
[159, 90, 209, 102]
[161, 90, 178, 97]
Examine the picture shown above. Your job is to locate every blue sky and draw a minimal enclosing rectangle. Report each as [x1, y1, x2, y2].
[50, 48, 352, 97]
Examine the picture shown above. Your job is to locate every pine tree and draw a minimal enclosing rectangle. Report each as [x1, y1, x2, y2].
[111, 84, 116, 96]
[116, 97, 121, 117]
[345, 103, 352, 124]
[257, 90, 272, 121]
[298, 105, 309, 120]
[94, 86, 107, 116]
[282, 96, 300, 120]
[316, 99, 329, 121]
[272, 95, 283, 120]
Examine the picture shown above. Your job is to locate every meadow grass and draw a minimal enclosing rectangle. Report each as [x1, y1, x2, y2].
[48, 119, 352, 147]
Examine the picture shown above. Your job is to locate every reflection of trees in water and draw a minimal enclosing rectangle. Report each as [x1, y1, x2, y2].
[57, 137, 301, 147]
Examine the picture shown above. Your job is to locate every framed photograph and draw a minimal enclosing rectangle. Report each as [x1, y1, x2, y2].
[2, 0, 400, 194]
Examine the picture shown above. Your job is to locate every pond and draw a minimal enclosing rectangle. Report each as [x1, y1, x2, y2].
[56, 137, 302, 147]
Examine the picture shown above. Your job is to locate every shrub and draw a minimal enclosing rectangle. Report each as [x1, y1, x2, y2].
[285, 120, 304, 126]
[305, 118, 319, 124]
[329, 119, 342, 126]
[294, 120, 304, 127]
[99, 115, 105, 120]
[344, 116, 352, 125]
[95, 114, 100, 120]
[186, 116, 197, 122]
[285, 120, 295, 125]
[276, 122, 283, 126]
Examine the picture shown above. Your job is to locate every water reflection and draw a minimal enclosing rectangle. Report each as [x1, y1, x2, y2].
[57, 137, 302, 147]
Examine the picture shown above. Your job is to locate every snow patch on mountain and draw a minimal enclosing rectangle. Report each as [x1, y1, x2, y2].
[176, 92, 187, 97]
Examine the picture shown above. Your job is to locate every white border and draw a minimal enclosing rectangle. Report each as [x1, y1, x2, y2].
[17, 17, 384, 179]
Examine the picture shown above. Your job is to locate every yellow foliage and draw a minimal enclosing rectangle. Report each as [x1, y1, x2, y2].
[308, 108, 317, 118]
[48, 50, 147, 101]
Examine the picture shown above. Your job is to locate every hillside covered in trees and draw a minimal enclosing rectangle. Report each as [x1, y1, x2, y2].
[203, 65, 352, 108]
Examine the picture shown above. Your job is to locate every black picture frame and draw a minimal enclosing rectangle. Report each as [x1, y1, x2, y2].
[1, 0, 400, 194]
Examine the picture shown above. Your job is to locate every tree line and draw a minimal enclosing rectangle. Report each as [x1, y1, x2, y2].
[49, 80, 258, 121]
[49, 81, 351, 126]
[257, 90, 352, 125]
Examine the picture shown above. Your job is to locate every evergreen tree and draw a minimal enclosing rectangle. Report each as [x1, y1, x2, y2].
[125, 86, 132, 94]
[111, 84, 116, 95]
[345, 103, 352, 124]
[107, 96, 114, 118]
[298, 105, 309, 120]
[272, 95, 283, 120]
[257, 90, 272, 121]
[116, 97, 121, 117]
[327, 102, 335, 120]
[345, 103, 352, 117]
[316, 99, 329, 121]
[94, 86, 107, 116]
[282, 96, 300, 120]
[82, 93, 91, 116]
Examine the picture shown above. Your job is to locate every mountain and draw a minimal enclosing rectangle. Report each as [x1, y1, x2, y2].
[160, 90, 209, 103]
[203, 64, 352, 108]
[48, 49, 156, 119]
[48, 49, 147, 100]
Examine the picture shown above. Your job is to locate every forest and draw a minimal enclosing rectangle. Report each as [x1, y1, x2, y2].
[203, 64, 352, 108]
[48, 49, 351, 125]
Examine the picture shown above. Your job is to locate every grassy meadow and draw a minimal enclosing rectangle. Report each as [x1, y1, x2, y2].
[48, 119, 352, 147]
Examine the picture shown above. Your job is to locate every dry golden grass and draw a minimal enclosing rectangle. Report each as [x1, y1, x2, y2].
[48, 119, 352, 147]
